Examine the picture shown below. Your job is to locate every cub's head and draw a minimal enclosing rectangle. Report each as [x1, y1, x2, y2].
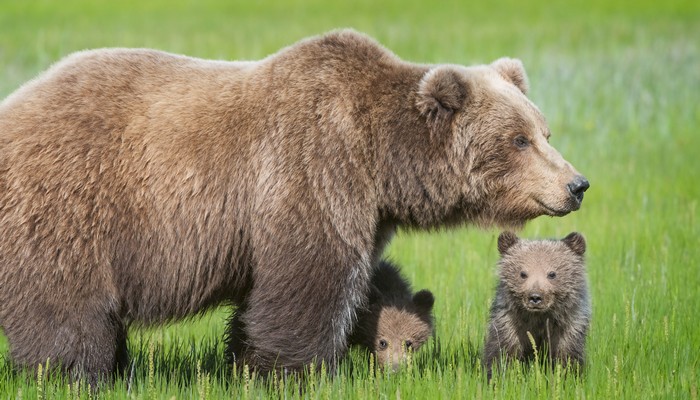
[374, 290, 434, 371]
[496, 231, 587, 313]
[409, 59, 588, 229]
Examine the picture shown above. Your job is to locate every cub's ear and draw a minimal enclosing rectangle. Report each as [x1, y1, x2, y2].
[366, 284, 383, 304]
[498, 231, 519, 255]
[491, 58, 529, 95]
[562, 232, 586, 256]
[416, 66, 468, 135]
[412, 289, 435, 314]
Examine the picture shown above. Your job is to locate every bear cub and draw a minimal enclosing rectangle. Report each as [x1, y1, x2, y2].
[349, 260, 435, 371]
[483, 231, 591, 379]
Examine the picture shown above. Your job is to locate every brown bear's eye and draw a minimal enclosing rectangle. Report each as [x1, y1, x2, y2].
[378, 339, 388, 350]
[520, 271, 528, 279]
[405, 340, 413, 349]
[514, 135, 530, 149]
[548, 271, 556, 279]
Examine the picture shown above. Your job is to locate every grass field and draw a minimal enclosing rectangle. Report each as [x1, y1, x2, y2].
[1, 0, 699, 398]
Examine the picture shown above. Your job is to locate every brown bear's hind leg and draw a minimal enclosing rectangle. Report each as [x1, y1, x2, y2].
[114, 322, 130, 379]
[62, 308, 127, 387]
[6, 304, 126, 388]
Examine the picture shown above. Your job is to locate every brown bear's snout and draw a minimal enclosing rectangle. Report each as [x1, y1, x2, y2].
[567, 175, 590, 207]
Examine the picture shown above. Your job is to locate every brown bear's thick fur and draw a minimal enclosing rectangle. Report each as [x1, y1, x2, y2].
[483, 232, 591, 379]
[348, 260, 434, 371]
[0, 29, 588, 383]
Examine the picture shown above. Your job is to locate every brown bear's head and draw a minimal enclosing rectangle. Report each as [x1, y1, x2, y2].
[496, 231, 587, 313]
[388, 58, 588, 229]
[373, 290, 434, 371]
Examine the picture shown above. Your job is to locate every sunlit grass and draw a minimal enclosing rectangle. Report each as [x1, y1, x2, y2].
[1, 0, 698, 398]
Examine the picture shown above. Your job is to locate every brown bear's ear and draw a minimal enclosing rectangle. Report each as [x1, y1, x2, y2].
[497, 231, 519, 255]
[412, 289, 435, 314]
[491, 58, 529, 95]
[416, 66, 468, 136]
[562, 232, 586, 256]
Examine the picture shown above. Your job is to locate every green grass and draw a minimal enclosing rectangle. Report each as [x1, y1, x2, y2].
[1, 0, 698, 398]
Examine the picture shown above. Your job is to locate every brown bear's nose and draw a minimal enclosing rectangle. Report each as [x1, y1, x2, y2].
[529, 293, 543, 305]
[567, 175, 590, 204]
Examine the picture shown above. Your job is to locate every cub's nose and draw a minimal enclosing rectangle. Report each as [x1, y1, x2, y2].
[567, 175, 590, 204]
[529, 293, 543, 305]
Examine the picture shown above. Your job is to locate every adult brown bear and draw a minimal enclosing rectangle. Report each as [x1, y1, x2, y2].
[0, 29, 588, 383]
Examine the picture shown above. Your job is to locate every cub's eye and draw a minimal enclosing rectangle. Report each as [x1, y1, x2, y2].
[514, 135, 530, 149]
[378, 339, 388, 350]
[405, 340, 413, 349]
[547, 271, 556, 279]
[520, 271, 528, 279]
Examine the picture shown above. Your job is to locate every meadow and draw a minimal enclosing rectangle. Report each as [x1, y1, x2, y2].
[0, 0, 698, 398]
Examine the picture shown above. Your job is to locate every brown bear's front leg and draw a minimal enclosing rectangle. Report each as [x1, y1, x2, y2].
[235, 247, 372, 374]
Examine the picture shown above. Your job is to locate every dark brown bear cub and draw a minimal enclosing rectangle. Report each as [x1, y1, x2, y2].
[349, 260, 434, 371]
[483, 232, 591, 379]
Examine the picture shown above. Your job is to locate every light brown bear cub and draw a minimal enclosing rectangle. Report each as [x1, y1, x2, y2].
[349, 260, 434, 371]
[483, 232, 590, 379]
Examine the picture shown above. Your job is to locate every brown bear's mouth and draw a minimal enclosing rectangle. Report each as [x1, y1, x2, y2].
[533, 197, 571, 217]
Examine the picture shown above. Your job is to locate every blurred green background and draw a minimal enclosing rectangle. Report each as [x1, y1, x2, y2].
[1, 0, 698, 398]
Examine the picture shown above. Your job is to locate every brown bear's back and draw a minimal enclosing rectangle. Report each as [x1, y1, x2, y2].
[0, 49, 264, 323]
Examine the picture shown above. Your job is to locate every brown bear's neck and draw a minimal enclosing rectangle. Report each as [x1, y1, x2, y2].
[372, 64, 470, 230]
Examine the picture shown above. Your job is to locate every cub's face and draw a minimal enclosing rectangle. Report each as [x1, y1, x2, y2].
[416, 59, 589, 229]
[374, 307, 432, 371]
[496, 231, 587, 313]
[373, 289, 434, 371]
